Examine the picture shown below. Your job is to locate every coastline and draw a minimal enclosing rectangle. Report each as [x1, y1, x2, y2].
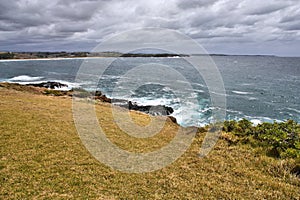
[0, 56, 111, 62]
[0, 82, 177, 123]
[0, 52, 188, 61]
[0, 82, 299, 198]
[2, 57, 299, 127]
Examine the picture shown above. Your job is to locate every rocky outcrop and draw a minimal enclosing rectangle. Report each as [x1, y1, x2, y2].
[168, 116, 177, 124]
[26, 81, 68, 89]
[94, 97, 174, 116]
[94, 91, 111, 103]
[111, 100, 174, 116]
[127, 101, 174, 116]
[27, 81, 175, 117]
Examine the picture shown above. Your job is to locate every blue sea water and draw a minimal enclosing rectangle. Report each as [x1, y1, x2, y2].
[0, 56, 299, 127]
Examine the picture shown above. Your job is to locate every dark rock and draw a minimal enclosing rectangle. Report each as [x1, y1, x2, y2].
[168, 116, 177, 124]
[95, 94, 111, 103]
[112, 100, 173, 116]
[26, 81, 68, 89]
[291, 165, 300, 177]
[44, 85, 174, 116]
[197, 127, 207, 133]
[94, 91, 102, 97]
[125, 101, 173, 116]
[94, 90, 111, 103]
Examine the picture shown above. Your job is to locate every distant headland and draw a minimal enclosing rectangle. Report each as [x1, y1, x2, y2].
[0, 51, 188, 60]
[0, 51, 279, 60]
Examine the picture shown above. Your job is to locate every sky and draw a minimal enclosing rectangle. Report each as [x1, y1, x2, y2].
[0, 0, 300, 56]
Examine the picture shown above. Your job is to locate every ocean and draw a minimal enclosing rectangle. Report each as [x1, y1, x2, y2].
[0, 55, 299, 127]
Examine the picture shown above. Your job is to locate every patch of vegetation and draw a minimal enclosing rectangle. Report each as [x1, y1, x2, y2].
[223, 119, 300, 159]
[0, 82, 42, 94]
[43, 89, 66, 96]
[0, 52, 14, 59]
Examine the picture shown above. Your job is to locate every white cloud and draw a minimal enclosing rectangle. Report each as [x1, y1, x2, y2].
[0, 0, 299, 56]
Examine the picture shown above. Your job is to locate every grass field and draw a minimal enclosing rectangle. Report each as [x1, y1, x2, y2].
[0, 85, 299, 199]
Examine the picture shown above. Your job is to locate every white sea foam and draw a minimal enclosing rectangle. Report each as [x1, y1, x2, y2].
[246, 116, 282, 126]
[130, 97, 173, 107]
[192, 83, 207, 88]
[171, 102, 201, 126]
[187, 88, 205, 93]
[226, 109, 243, 115]
[101, 75, 121, 79]
[250, 119, 262, 126]
[239, 83, 253, 86]
[210, 91, 227, 96]
[5, 76, 81, 91]
[9, 75, 43, 82]
[162, 86, 172, 92]
[52, 80, 81, 90]
[247, 97, 257, 100]
[232, 90, 253, 95]
[286, 107, 300, 114]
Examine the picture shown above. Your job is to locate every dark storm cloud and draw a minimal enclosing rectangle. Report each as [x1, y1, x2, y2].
[281, 21, 300, 31]
[54, 22, 90, 33]
[177, 0, 219, 9]
[0, 0, 299, 56]
[52, 0, 102, 21]
[242, 2, 288, 15]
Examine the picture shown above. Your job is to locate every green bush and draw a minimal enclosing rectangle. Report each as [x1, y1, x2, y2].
[223, 119, 300, 159]
[223, 118, 253, 136]
[223, 120, 237, 132]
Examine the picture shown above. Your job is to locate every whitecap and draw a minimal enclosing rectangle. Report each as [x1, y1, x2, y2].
[250, 119, 262, 126]
[192, 82, 207, 88]
[210, 91, 227, 96]
[131, 97, 172, 107]
[101, 75, 121, 79]
[51, 80, 81, 91]
[187, 88, 205, 93]
[232, 90, 253, 95]
[248, 97, 257, 100]
[226, 109, 243, 115]
[286, 107, 300, 114]
[162, 86, 172, 92]
[239, 83, 253, 86]
[9, 75, 43, 82]
[245, 115, 282, 125]
[6, 77, 81, 91]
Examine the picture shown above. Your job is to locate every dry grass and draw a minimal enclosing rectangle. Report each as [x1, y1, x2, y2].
[0, 86, 299, 199]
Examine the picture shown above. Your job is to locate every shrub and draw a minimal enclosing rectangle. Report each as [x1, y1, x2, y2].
[223, 120, 237, 132]
[223, 119, 300, 159]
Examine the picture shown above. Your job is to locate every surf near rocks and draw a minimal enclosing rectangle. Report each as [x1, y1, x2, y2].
[26, 81, 68, 89]
[111, 99, 174, 116]
[29, 81, 176, 117]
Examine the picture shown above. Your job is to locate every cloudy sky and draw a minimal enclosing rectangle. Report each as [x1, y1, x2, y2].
[0, 0, 300, 56]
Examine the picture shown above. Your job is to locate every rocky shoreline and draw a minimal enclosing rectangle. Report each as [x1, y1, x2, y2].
[0, 81, 177, 123]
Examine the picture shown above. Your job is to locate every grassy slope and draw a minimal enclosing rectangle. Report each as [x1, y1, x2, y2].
[0, 87, 299, 199]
